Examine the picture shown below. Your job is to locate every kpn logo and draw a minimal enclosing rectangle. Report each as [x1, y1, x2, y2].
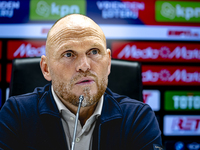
[156, 1, 200, 22]
[30, 0, 86, 20]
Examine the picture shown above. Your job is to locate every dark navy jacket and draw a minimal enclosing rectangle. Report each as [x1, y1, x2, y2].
[0, 84, 162, 150]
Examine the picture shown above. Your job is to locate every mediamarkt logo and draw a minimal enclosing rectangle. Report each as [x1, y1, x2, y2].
[116, 44, 200, 61]
[7, 41, 46, 59]
[96, 1, 144, 19]
[164, 115, 200, 136]
[142, 66, 200, 85]
[14, 44, 45, 57]
[0, 1, 20, 18]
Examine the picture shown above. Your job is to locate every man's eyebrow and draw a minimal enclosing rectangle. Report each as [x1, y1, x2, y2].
[91, 42, 104, 47]
[59, 44, 73, 50]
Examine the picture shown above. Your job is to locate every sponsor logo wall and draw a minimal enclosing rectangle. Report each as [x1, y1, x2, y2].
[164, 115, 200, 136]
[0, 0, 199, 145]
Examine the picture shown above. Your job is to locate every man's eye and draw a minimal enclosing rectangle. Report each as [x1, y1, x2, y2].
[65, 52, 73, 57]
[90, 49, 98, 55]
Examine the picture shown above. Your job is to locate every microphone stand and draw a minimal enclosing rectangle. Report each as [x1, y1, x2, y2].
[71, 95, 84, 150]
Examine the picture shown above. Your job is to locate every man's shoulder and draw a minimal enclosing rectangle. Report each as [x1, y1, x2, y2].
[105, 88, 145, 106]
[6, 84, 51, 108]
[104, 88, 151, 115]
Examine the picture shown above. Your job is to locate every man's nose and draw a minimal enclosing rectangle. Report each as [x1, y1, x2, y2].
[76, 55, 91, 72]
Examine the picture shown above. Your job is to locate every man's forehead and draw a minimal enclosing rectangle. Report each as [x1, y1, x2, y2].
[46, 14, 106, 55]
[49, 15, 104, 38]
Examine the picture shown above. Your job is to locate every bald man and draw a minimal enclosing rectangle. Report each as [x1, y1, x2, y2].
[0, 14, 163, 150]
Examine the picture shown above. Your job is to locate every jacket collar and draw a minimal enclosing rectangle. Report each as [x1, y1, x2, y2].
[37, 84, 68, 150]
[37, 84, 60, 117]
[99, 88, 123, 123]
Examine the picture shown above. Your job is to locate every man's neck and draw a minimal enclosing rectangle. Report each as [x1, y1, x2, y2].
[59, 99, 98, 126]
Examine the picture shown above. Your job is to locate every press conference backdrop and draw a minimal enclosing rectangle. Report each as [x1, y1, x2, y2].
[0, 0, 200, 149]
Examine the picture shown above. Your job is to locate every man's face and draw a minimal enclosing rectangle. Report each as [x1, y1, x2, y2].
[45, 17, 111, 107]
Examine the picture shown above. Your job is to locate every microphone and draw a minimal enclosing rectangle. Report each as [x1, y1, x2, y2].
[71, 95, 84, 150]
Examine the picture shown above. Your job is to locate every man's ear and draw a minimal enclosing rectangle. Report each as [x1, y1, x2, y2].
[107, 48, 111, 76]
[40, 55, 52, 81]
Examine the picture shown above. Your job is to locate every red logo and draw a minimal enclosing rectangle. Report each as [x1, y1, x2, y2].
[142, 66, 200, 85]
[7, 40, 46, 60]
[168, 30, 199, 37]
[172, 118, 200, 131]
[6, 64, 12, 83]
[0, 41, 2, 59]
[41, 28, 50, 34]
[112, 41, 200, 62]
[0, 64, 1, 81]
[143, 92, 151, 103]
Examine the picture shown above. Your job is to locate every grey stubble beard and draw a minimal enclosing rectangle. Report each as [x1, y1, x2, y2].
[52, 71, 107, 107]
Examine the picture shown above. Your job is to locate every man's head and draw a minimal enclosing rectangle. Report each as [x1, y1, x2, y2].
[40, 14, 111, 107]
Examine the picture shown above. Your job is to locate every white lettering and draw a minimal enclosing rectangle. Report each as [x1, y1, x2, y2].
[51, 2, 59, 15]
[168, 46, 200, 60]
[143, 69, 200, 83]
[0, 1, 20, 9]
[175, 4, 200, 20]
[195, 7, 200, 18]
[173, 95, 200, 109]
[188, 96, 193, 109]
[176, 4, 184, 17]
[117, 45, 159, 59]
[168, 69, 181, 82]
[97, 1, 144, 19]
[60, 5, 69, 17]
[70, 5, 79, 14]
[142, 70, 159, 82]
[173, 96, 179, 109]
[0, 1, 20, 18]
[194, 96, 200, 109]
[13, 44, 45, 57]
[51, 3, 79, 17]
[185, 7, 194, 20]
[180, 96, 187, 109]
